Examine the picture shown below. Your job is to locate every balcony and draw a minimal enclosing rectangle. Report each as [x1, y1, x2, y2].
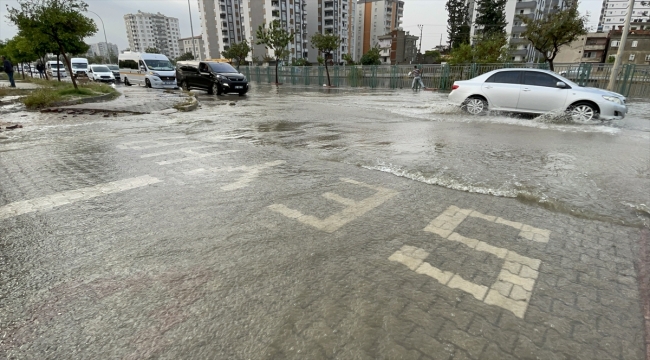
[584, 44, 606, 51]
[510, 37, 528, 44]
[511, 25, 526, 33]
[515, 1, 537, 9]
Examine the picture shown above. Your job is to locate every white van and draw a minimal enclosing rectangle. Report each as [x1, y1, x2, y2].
[70, 58, 89, 78]
[118, 52, 177, 89]
[46, 61, 68, 78]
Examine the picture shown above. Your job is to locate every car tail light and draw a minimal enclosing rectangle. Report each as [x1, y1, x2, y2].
[452, 84, 459, 90]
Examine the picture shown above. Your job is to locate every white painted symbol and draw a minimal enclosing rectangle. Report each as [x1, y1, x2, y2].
[139, 145, 239, 165]
[186, 160, 286, 191]
[0, 175, 162, 220]
[389, 205, 549, 319]
[117, 137, 194, 150]
[269, 178, 398, 233]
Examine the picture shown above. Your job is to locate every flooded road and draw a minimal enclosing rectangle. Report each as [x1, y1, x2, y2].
[1, 84, 648, 359]
[195, 85, 650, 228]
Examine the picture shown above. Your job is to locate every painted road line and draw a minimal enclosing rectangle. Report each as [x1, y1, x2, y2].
[269, 178, 398, 233]
[0, 175, 162, 220]
[185, 160, 286, 191]
[117, 137, 193, 150]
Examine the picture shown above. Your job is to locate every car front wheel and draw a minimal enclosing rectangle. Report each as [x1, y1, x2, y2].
[213, 83, 222, 96]
[568, 102, 598, 122]
[463, 97, 487, 115]
[180, 81, 189, 91]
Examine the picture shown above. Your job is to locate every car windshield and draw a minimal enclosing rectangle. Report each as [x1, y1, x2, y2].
[71, 63, 87, 69]
[106, 65, 119, 70]
[92, 66, 110, 72]
[144, 60, 174, 71]
[51, 64, 65, 69]
[208, 63, 238, 73]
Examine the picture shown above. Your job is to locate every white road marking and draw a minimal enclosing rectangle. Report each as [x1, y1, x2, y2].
[117, 137, 192, 150]
[268, 178, 398, 233]
[185, 160, 285, 191]
[389, 205, 550, 319]
[0, 175, 162, 220]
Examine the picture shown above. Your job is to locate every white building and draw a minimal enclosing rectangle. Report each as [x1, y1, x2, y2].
[305, 0, 353, 64]
[351, 0, 404, 61]
[124, 11, 182, 59]
[178, 36, 206, 60]
[87, 42, 119, 60]
[198, 0, 309, 62]
[598, 0, 650, 32]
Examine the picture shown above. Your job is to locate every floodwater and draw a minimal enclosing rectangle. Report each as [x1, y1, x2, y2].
[194, 85, 650, 228]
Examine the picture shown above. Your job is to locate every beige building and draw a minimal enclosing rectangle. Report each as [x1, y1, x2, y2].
[352, 0, 404, 61]
[124, 11, 181, 59]
[606, 29, 650, 65]
[178, 36, 206, 60]
[555, 33, 610, 64]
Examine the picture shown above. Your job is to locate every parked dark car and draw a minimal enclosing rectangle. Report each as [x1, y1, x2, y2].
[176, 61, 248, 95]
[105, 64, 121, 82]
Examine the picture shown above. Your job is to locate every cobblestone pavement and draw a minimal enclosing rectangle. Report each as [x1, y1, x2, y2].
[0, 85, 647, 359]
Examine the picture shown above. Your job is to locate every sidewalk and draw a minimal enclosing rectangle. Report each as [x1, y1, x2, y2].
[0, 79, 40, 89]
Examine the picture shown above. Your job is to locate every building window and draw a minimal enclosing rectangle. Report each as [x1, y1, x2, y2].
[611, 40, 620, 47]
[632, 40, 638, 47]
[646, 54, 650, 61]
[629, 54, 635, 60]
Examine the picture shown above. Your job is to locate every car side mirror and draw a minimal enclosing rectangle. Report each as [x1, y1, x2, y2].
[556, 81, 566, 88]
[140, 66, 146, 71]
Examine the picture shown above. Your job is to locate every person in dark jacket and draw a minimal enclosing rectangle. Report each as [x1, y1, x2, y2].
[37, 62, 45, 78]
[2, 56, 16, 87]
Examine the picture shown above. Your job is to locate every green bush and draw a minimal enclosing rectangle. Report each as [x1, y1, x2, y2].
[57, 87, 94, 96]
[22, 88, 62, 108]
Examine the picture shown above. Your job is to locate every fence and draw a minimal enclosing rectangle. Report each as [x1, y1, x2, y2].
[240, 63, 650, 98]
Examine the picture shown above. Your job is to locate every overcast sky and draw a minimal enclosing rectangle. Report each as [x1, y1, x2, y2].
[0, 0, 602, 52]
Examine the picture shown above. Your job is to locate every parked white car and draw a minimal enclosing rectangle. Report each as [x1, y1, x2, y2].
[88, 65, 115, 83]
[448, 69, 627, 121]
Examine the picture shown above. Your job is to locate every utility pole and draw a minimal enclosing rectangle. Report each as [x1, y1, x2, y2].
[439, 34, 442, 47]
[187, 0, 200, 60]
[607, 0, 634, 91]
[417, 24, 424, 54]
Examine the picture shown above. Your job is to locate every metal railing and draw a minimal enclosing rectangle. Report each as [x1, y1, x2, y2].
[239, 63, 650, 98]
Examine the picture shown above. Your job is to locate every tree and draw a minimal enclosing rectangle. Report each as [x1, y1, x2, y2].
[475, 0, 508, 37]
[4, 36, 40, 79]
[145, 47, 160, 53]
[342, 53, 355, 65]
[221, 39, 251, 69]
[449, 33, 511, 64]
[176, 52, 195, 62]
[359, 46, 381, 65]
[446, 0, 471, 48]
[256, 20, 294, 84]
[518, 4, 587, 71]
[7, 0, 97, 89]
[310, 33, 342, 87]
[423, 50, 442, 63]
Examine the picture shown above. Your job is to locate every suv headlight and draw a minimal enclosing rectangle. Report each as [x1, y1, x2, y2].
[602, 95, 623, 105]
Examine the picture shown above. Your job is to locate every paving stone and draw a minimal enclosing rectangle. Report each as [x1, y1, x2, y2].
[438, 323, 488, 359]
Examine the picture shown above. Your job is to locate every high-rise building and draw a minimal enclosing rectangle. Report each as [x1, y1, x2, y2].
[305, 0, 353, 63]
[178, 36, 206, 60]
[466, 0, 564, 62]
[198, 0, 309, 62]
[86, 42, 119, 61]
[351, 0, 404, 61]
[124, 11, 182, 59]
[598, 0, 649, 32]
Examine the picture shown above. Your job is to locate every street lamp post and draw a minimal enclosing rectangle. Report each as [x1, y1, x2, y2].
[87, 10, 111, 63]
[187, 0, 200, 60]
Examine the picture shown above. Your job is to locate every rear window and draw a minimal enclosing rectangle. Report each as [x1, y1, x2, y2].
[486, 71, 521, 84]
[91, 66, 110, 72]
[107, 65, 119, 70]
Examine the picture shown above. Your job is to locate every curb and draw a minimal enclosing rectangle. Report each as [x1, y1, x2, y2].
[50, 92, 118, 107]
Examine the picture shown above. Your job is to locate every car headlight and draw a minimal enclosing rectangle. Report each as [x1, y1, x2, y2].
[602, 95, 623, 105]
[149, 71, 160, 77]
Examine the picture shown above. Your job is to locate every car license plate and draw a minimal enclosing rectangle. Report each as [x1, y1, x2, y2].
[235, 86, 243, 89]
[164, 81, 174, 85]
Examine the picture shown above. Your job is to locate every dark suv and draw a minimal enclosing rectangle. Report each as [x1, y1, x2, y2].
[176, 61, 249, 96]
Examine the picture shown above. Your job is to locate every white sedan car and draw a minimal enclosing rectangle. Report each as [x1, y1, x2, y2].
[88, 65, 116, 83]
[448, 69, 627, 121]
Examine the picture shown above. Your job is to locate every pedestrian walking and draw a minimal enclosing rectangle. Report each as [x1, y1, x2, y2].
[37, 62, 45, 79]
[411, 65, 426, 90]
[2, 56, 16, 88]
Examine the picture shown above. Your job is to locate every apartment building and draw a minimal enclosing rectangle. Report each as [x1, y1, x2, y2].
[305, 0, 353, 63]
[178, 36, 206, 60]
[377, 29, 418, 64]
[87, 42, 119, 60]
[198, 0, 309, 62]
[352, 0, 404, 61]
[554, 32, 610, 63]
[598, 0, 649, 32]
[606, 29, 650, 65]
[124, 11, 181, 59]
